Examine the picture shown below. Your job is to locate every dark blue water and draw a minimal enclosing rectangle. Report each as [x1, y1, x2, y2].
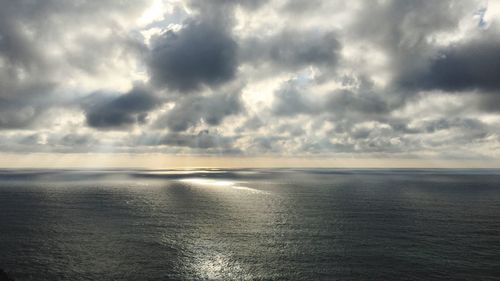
[1, 169, 499, 280]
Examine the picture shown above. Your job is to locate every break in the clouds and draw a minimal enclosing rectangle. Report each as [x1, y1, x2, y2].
[1, 0, 500, 160]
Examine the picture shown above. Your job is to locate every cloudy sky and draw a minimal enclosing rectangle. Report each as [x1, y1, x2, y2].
[1, 0, 500, 167]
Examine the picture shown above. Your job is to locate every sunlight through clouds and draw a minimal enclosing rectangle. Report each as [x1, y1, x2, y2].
[0, 0, 499, 167]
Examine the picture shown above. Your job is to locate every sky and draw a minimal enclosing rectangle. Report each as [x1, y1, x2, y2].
[0, 0, 500, 168]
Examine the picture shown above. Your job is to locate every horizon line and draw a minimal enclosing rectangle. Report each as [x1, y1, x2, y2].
[1, 153, 499, 169]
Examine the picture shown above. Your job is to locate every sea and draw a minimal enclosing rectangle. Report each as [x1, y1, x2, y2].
[0, 168, 499, 280]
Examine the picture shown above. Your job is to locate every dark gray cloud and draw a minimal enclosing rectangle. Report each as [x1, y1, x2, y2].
[0, 131, 101, 153]
[353, 0, 467, 47]
[282, 0, 324, 13]
[236, 115, 265, 132]
[0, 0, 149, 129]
[351, 0, 474, 100]
[0, 0, 147, 73]
[344, 0, 500, 121]
[83, 85, 159, 129]
[276, 123, 305, 137]
[134, 129, 241, 153]
[421, 117, 488, 135]
[159, 130, 237, 150]
[148, 0, 239, 92]
[0, 3, 55, 128]
[64, 32, 147, 76]
[396, 35, 500, 111]
[248, 136, 287, 153]
[272, 79, 390, 119]
[189, 0, 266, 10]
[324, 89, 390, 117]
[58, 133, 96, 147]
[272, 81, 315, 116]
[399, 36, 500, 92]
[300, 141, 356, 154]
[242, 30, 341, 71]
[0, 77, 57, 129]
[148, 20, 237, 92]
[155, 90, 243, 132]
[0, 99, 40, 129]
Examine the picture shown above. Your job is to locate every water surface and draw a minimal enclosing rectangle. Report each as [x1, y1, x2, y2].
[1, 169, 499, 280]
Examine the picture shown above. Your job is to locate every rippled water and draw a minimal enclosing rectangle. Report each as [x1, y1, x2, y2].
[1, 169, 500, 280]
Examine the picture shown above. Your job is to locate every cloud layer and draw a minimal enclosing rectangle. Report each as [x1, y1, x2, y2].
[1, 0, 500, 161]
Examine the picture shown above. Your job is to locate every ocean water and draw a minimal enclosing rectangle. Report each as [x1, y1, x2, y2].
[0, 169, 499, 281]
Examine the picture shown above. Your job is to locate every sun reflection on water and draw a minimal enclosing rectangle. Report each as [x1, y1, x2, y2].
[179, 178, 268, 194]
[195, 252, 240, 279]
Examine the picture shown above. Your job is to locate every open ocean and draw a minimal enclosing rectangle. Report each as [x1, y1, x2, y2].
[0, 168, 499, 280]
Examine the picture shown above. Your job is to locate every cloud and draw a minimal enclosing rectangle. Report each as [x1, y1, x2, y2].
[282, 0, 324, 13]
[148, 4, 238, 92]
[83, 85, 158, 129]
[134, 129, 241, 154]
[189, 0, 266, 10]
[155, 89, 243, 132]
[0, 0, 500, 161]
[271, 79, 390, 119]
[350, 0, 475, 98]
[0, 100, 45, 129]
[241, 29, 341, 71]
[159, 130, 237, 150]
[397, 35, 500, 110]
[272, 81, 315, 116]
[0, 131, 100, 153]
[0, 0, 150, 129]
